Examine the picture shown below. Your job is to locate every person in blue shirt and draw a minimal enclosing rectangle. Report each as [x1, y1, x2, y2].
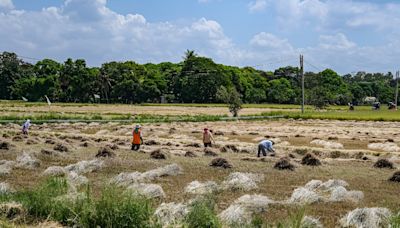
[258, 139, 275, 157]
[22, 119, 31, 135]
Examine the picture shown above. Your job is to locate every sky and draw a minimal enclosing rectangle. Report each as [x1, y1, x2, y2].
[0, 0, 399, 74]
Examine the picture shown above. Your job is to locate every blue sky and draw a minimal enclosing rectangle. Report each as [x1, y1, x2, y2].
[0, 0, 399, 74]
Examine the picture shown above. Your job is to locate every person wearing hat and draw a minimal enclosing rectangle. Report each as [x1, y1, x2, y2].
[203, 128, 215, 147]
[257, 139, 275, 157]
[22, 119, 31, 135]
[131, 124, 143, 151]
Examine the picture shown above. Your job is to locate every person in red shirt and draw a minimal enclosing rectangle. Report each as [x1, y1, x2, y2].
[131, 125, 143, 151]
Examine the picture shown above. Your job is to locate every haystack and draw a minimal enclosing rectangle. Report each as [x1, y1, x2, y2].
[53, 143, 69, 152]
[288, 187, 322, 204]
[389, 171, 400, 182]
[0, 160, 15, 176]
[12, 136, 23, 142]
[43, 166, 67, 177]
[340, 207, 392, 228]
[301, 153, 321, 166]
[40, 149, 58, 156]
[184, 181, 219, 195]
[111, 164, 182, 186]
[220, 144, 239, 153]
[67, 172, 89, 188]
[16, 152, 40, 169]
[127, 183, 165, 199]
[219, 194, 273, 226]
[209, 158, 232, 169]
[288, 179, 363, 205]
[150, 149, 167, 159]
[204, 148, 218, 157]
[0, 202, 25, 221]
[0, 141, 12, 150]
[80, 142, 90, 147]
[0, 182, 14, 194]
[311, 139, 343, 149]
[145, 140, 160, 146]
[96, 147, 115, 158]
[184, 151, 197, 157]
[185, 142, 201, 148]
[373, 159, 394, 169]
[368, 142, 400, 152]
[154, 202, 189, 227]
[274, 158, 295, 171]
[45, 139, 56, 144]
[301, 216, 323, 228]
[64, 159, 103, 175]
[221, 172, 264, 191]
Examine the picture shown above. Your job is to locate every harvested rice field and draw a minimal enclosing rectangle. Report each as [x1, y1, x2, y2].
[1, 110, 400, 227]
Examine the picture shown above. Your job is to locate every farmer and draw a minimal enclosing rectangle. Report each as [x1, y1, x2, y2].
[203, 128, 215, 147]
[131, 124, 143, 151]
[22, 119, 31, 135]
[257, 139, 275, 157]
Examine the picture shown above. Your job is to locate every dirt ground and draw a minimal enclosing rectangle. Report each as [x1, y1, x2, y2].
[0, 103, 296, 116]
[1, 119, 400, 227]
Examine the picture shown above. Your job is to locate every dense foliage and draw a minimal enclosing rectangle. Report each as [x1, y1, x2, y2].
[0, 51, 397, 107]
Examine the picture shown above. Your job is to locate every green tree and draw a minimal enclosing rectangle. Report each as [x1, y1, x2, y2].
[267, 78, 295, 103]
[59, 59, 97, 102]
[0, 52, 28, 99]
[180, 55, 229, 103]
[307, 69, 351, 108]
[216, 86, 242, 117]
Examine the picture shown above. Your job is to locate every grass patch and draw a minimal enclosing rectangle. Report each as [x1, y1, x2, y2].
[184, 196, 221, 228]
[0, 178, 155, 227]
[260, 109, 400, 122]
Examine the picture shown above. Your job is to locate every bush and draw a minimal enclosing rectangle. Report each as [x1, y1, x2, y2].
[185, 197, 221, 228]
[80, 187, 154, 228]
[13, 178, 69, 219]
[390, 212, 400, 228]
[0, 178, 155, 227]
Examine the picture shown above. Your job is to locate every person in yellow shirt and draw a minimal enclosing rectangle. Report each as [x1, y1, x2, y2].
[131, 125, 143, 151]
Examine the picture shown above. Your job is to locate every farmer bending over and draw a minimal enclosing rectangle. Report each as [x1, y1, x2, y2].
[22, 119, 31, 135]
[203, 128, 215, 147]
[131, 125, 143, 151]
[257, 139, 275, 157]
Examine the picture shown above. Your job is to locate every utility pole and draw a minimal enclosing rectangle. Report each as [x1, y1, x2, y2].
[300, 54, 304, 113]
[396, 71, 399, 110]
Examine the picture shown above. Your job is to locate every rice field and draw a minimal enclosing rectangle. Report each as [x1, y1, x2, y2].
[0, 103, 400, 227]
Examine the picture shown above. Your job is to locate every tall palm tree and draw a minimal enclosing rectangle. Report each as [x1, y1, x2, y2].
[183, 49, 197, 61]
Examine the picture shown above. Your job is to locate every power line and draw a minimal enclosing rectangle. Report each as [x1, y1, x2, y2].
[304, 60, 323, 72]
[251, 55, 299, 69]
[17, 55, 41, 61]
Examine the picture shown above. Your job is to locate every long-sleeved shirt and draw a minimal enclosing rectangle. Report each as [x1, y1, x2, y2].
[259, 140, 274, 151]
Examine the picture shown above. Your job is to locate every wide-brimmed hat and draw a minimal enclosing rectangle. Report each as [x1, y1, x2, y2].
[135, 124, 141, 128]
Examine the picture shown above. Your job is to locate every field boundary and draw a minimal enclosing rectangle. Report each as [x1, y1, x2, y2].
[0, 115, 286, 124]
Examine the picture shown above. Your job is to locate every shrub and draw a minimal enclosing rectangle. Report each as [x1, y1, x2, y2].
[80, 186, 154, 228]
[185, 197, 221, 228]
[0, 179, 154, 227]
[15, 178, 69, 219]
[389, 212, 400, 228]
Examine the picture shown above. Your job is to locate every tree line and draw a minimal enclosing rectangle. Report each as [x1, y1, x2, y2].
[0, 51, 397, 107]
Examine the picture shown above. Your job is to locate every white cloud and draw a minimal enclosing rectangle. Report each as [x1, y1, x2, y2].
[250, 32, 293, 51]
[0, 0, 237, 65]
[248, 0, 268, 13]
[319, 33, 356, 50]
[0, 0, 399, 74]
[0, 0, 13, 9]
